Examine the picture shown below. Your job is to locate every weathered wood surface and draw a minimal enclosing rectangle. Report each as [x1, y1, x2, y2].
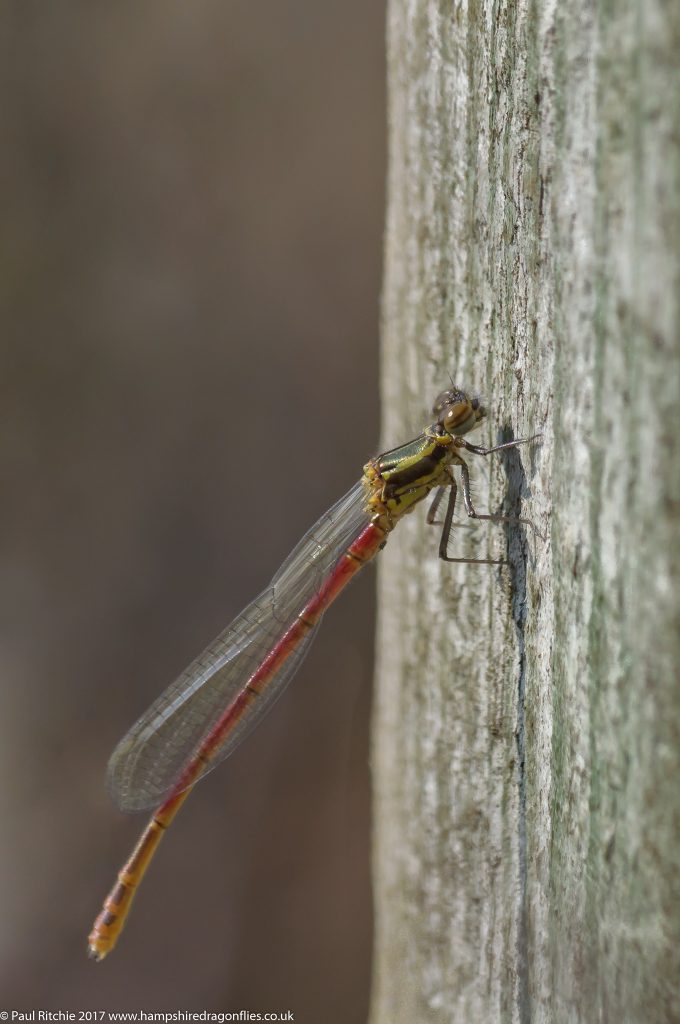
[370, 2, 680, 1022]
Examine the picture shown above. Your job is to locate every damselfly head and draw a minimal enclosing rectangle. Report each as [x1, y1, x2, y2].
[433, 387, 486, 436]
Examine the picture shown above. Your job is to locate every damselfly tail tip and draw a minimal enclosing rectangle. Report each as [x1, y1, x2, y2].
[87, 926, 112, 962]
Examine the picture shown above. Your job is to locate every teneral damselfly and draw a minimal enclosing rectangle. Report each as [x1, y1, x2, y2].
[88, 386, 536, 960]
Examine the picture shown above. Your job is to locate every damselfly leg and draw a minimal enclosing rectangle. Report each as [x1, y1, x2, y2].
[426, 434, 541, 563]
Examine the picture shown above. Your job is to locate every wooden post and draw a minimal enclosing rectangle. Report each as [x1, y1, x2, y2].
[370, 2, 680, 1022]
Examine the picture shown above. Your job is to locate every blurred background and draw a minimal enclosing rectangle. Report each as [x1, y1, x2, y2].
[1, 3, 384, 1020]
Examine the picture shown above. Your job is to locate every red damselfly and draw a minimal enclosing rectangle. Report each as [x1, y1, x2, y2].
[88, 386, 537, 960]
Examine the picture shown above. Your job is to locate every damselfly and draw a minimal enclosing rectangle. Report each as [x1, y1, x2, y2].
[88, 386, 537, 960]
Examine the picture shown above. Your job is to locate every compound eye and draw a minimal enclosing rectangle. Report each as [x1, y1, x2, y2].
[432, 390, 453, 416]
[471, 397, 480, 410]
[441, 401, 470, 432]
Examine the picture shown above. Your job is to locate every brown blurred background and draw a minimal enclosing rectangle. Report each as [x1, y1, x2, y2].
[1, 3, 384, 1019]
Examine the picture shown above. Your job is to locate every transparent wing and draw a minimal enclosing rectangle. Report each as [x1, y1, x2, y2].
[107, 481, 371, 812]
